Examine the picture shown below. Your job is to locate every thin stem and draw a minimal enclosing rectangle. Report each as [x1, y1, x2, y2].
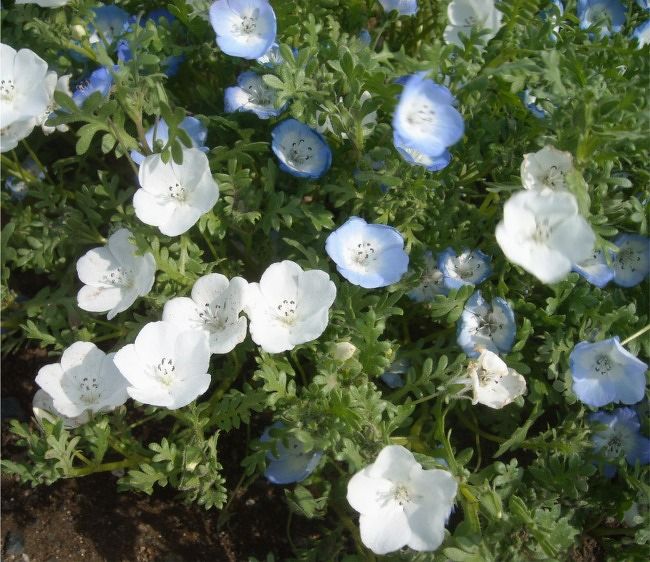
[20, 140, 54, 184]
[68, 456, 145, 477]
[199, 225, 219, 262]
[621, 324, 650, 346]
[106, 118, 139, 177]
[410, 391, 439, 405]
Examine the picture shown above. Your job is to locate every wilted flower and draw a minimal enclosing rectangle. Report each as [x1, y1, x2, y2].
[378, 0, 418, 16]
[611, 234, 650, 288]
[570, 337, 647, 408]
[271, 119, 332, 179]
[393, 132, 452, 172]
[520, 146, 574, 192]
[76, 228, 156, 320]
[225, 71, 284, 119]
[325, 216, 409, 289]
[346, 445, 457, 555]
[438, 247, 492, 290]
[578, 0, 625, 37]
[72, 67, 113, 107]
[245, 260, 336, 353]
[209, 0, 277, 59]
[465, 349, 526, 409]
[457, 291, 516, 358]
[35, 341, 129, 417]
[443, 0, 503, 47]
[163, 273, 248, 355]
[408, 251, 448, 302]
[32, 389, 91, 429]
[632, 20, 650, 47]
[589, 407, 650, 478]
[261, 423, 322, 484]
[134, 147, 219, 236]
[130, 117, 208, 166]
[496, 190, 595, 284]
[573, 249, 615, 288]
[113, 321, 212, 409]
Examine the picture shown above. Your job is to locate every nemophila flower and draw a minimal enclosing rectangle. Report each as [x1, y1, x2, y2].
[520, 146, 574, 192]
[72, 67, 113, 107]
[225, 71, 284, 119]
[134, 147, 219, 236]
[245, 260, 336, 353]
[381, 358, 409, 389]
[443, 0, 503, 47]
[378, 0, 418, 16]
[637, 0, 650, 10]
[16, 0, 70, 6]
[393, 132, 452, 172]
[611, 234, 650, 287]
[89, 5, 131, 47]
[346, 445, 457, 555]
[130, 117, 209, 166]
[209, 0, 277, 60]
[76, 228, 156, 320]
[0, 118, 36, 153]
[162, 273, 248, 355]
[438, 247, 492, 290]
[408, 251, 448, 302]
[332, 342, 358, 362]
[261, 424, 322, 484]
[457, 291, 516, 358]
[577, 0, 626, 37]
[32, 389, 91, 429]
[358, 30, 372, 46]
[540, 0, 564, 39]
[632, 20, 650, 47]
[496, 190, 595, 284]
[573, 249, 615, 288]
[271, 119, 332, 179]
[256, 42, 285, 66]
[392, 73, 464, 161]
[520, 90, 548, 119]
[37, 72, 71, 135]
[464, 349, 526, 409]
[35, 341, 129, 418]
[325, 217, 409, 289]
[4, 157, 44, 200]
[589, 407, 650, 478]
[570, 337, 647, 408]
[113, 321, 212, 409]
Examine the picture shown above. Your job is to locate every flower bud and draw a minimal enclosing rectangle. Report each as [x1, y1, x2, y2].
[332, 342, 357, 362]
[71, 24, 87, 40]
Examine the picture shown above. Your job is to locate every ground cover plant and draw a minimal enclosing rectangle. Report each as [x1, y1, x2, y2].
[1, 0, 649, 560]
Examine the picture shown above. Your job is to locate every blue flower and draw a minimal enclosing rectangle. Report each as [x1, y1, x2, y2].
[72, 67, 113, 107]
[408, 251, 449, 302]
[90, 5, 131, 46]
[256, 42, 292, 66]
[540, 0, 564, 40]
[570, 337, 647, 408]
[573, 249, 615, 288]
[271, 119, 332, 179]
[379, 0, 418, 16]
[130, 117, 208, 166]
[392, 72, 464, 161]
[632, 20, 650, 47]
[611, 234, 650, 287]
[520, 89, 548, 119]
[261, 424, 322, 485]
[380, 358, 409, 388]
[589, 407, 650, 478]
[457, 291, 516, 358]
[577, 0, 626, 37]
[4, 158, 44, 201]
[439, 247, 492, 290]
[358, 30, 372, 46]
[209, 0, 277, 59]
[325, 217, 409, 289]
[393, 132, 452, 172]
[636, 0, 649, 10]
[225, 71, 285, 119]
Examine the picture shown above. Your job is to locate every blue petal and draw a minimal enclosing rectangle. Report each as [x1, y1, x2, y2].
[577, 0, 626, 36]
[271, 119, 332, 179]
[573, 249, 615, 288]
[612, 234, 650, 287]
[394, 132, 451, 171]
[379, 0, 418, 16]
[72, 67, 113, 107]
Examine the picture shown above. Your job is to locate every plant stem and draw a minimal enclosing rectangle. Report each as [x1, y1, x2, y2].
[410, 391, 439, 405]
[621, 324, 650, 346]
[20, 140, 54, 184]
[68, 457, 144, 477]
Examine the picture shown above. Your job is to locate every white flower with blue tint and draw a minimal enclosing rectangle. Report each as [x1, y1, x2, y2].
[261, 423, 322, 484]
[589, 407, 650, 478]
[271, 119, 332, 179]
[443, 0, 503, 47]
[381, 358, 409, 388]
[35, 342, 129, 418]
[326, 217, 409, 289]
[378, 0, 418, 16]
[392, 73, 464, 161]
[76, 228, 156, 320]
[632, 20, 650, 47]
[32, 389, 90, 429]
[114, 321, 212, 409]
[577, 0, 626, 37]
[130, 117, 208, 166]
[346, 445, 457, 555]
[573, 249, 615, 288]
[496, 190, 595, 284]
[162, 273, 248, 355]
[209, 0, 277, 60]
[521, 146, 574, 193]
[637, 0, 650, 10]
[466, 349, 526, 409]
[394, 133, 451, 172]
[1, 119, 37, 153]
[225, 71, 284, 119]
[457, 291, 516, 358]
[408, 251, 448, 302]
[612, 234, 650, 287]
[245, 260, 336, 353]
[256, 42, 286, 66]
[72, 67, 113, 107]
[89, 5, 130, 46]
[439, 247, 491, 290]
[134, 147, 219, 237]
[520, 90, 548, 119]
[570, 337, 647, 408]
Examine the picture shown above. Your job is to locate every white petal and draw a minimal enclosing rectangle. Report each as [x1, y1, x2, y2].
[77, 285, 123, 313]
[191, 273, 229, 306]
[359, 507, 411, 555]
[162, 297, 201, 329]
[346, 467, 393, 514]
[76, 247, 120, 287]
[368, 445, 417, 481]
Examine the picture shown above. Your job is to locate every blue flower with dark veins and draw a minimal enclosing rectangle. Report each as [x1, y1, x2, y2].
[573, 249, 615, 288]
[611, 234, 650, 287]
[271, 119, 332, 179]
[261, 423, 322, 485]
[72, 67, 113, 107]
[408, 251, 449, 302]
[439, 247, 492, 290]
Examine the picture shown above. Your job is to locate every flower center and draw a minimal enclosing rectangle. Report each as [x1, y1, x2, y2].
[406, 102, 437, 132]
[422, 269, 444, 290]
[168, 181, 187, 202]
[352, 241, 376, 267]
[476, 312, 504, 338]
[0, 78, 16, 102]
[616, 247, 640, 272]
[532, 218, 552, 244]
[605, 434, 623, 457]
[197, 302, 228, 331]
[246, 80, 273, 106]
[102, 266, 134, 288]
[276, 298, 297, 325]
[155, 357, 176, 387]
[391, 483, 413, 507]
[542, 165, 565, 189]
[453, 255, 482, 280]
[463, 15, 479, 26]
[593, 354, 613, 375]
[286, 138, 314, 166]
[78, 375, 100, 404]
[233, 11, 259, 37]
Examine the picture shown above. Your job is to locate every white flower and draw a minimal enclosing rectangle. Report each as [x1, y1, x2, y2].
[496, 190, 595, 284]
[466, 349, 526, 409]
[0, 117, 35, 153]
[245, 260, 336, 353]
[113, 321, 212, 409]
[76, 228, 156, 320]
[15, 0, 70, 6]
[443, 0, 503, 47]
[36, 72, 71, 135]
[347, 445, 457, 555]
[134, 147, 219, 236]
[32, 389, 91, 429]
[520, 146, 574, 192]
[35, 342, 129, 418]
[162, 273, 248, 354]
